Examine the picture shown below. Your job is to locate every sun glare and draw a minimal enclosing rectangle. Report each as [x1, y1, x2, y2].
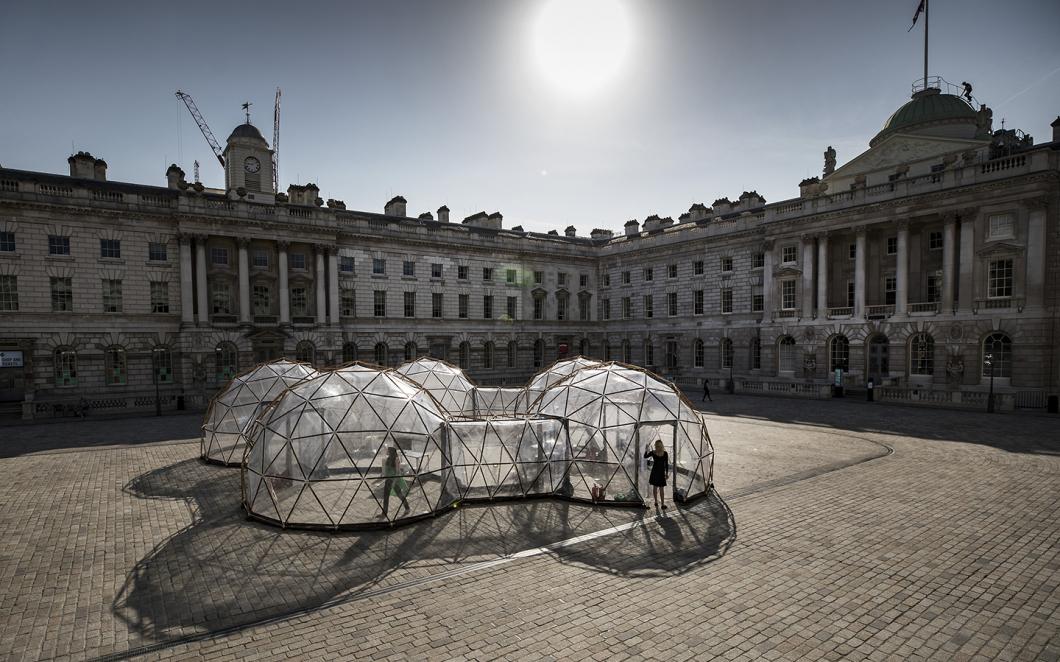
[532, 0, 632, 98]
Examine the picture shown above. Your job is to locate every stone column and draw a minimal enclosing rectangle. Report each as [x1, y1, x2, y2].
[816, 234, 828, 315]
[237, 238, 251, 324]
[942, 214, 956, 313]
[896, 221, 909, 315]
[801, 235, 814, 319]
[278, 241, 290, 325]
[194, 235, 208, 324]
[1025, 199, 1048, 309]
[328, 248, 340, 325]
[179, 235, 194, 325]
[761, 240, 774, 318]
[957, 212, 976, 313]
[314, 246, 327, 326]
[854, 228, 867, 317]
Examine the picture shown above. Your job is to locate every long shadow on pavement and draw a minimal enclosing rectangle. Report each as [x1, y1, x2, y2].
[112, 457, 734, 648]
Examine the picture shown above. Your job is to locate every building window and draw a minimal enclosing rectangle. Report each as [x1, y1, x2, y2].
[721, 257, 733, 273]
[602, 298, 611, 320]
[667, 264, 677, 279]
[847, 282, 855, 307]
[750, 336, 761, 370]
[752, 293, 763, 313]
[341, 288, 355, 317]
[148, 242, 167, 262]
[643, 267, 653, 282]
[782, 245, 797, 263]
[289, 253, 306, 270]
[909, 333, 934, 375]
[458, 342, 471, 369]
[483, 342, 495, 369]
[153, 347, 173, 384]
[602, 273, 611, 287]
[432, 293, 443, 318]
[533, 270, 544, 284]
[253, 250, 269, 268]
[988, 259, 1013, 298]
[459, 294, 469, 319]
[848, 243, 856, 260]
[781, 280, 796, 309]
[54, 348, 77, 386]
[405, 342, 417, 362]
[373, 290, 387, 317]
[374, 343, 388, 366]
[50, 277, 73, 312]
[507, 269, 517, 284]
[556, 293, 569, 320]
[533, 340, 544, 368]
[720, 338, 733, 369]
[667, 292, 678, 316]
[404, 291, 416, 318]
[483, 267, 494, 281]
[507, 341, 517, 369]
[458, 265, 469, 280]
[621, 270, 630, 285]
[752, 253, 764, 269]
[665, 340, 678, 370]
[483, 295, 494, 319]
[290, 287, 308, 316]
[926, 276, 940, 303]
[210, 247, 228, 266]
[0, 275, 18, 311]
[694, 260, 704, 275]
[295, 341, 315, 365]
[885, 276, 896, 305]
[100, 239, 121, 259]
[403, 260, 415, 277]
[643, 294, 653, 318]
[0, 231, 15, 252]
[988, 213, 1014, 239]
[342, 343, 358, 364]
[215, 342, 239, 381]
[339, 255, 354, 273]
[105, 346, 127, 385]
[886, 237, 897, 255]
[694, 339, 704, 368]
[694, 290, 704, 315]
[622, 297, 632, 319]
[829, 335, 850, 371]
[579, 273, 588, 288]
[506, 296, 517, 320]
[982, 332, 1011, 378]
[644, 340, 655, 366]
[778, 336, 796, 373]
[48, 235, 71, 256]
[252, 284, 270, 315]
[151, 281, 170, 313]
[579, 296, 590, 321]
[622, 340, 631, 364]
[373, 258, 386, 275]
[211, 282, 232, 314]
[431, 263, 443, 278]
[557, 272, 567, 287]
[721, 289, 733, 314]
[929, 231, 943, 250]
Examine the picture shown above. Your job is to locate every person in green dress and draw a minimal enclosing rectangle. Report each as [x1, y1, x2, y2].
[381, 446, 411, 518]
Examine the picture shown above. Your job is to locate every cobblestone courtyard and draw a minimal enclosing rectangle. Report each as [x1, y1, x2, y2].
[1, 395, 1057, 661]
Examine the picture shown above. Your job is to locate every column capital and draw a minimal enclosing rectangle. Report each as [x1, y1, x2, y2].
[192, 233, 209, 243]
[761, 239, 775, 251]
[957, 207, 978, 223]
[1024, 197, 1049, 212]
[853, 226, 868, 236]
[177, 233, 193, 245]
[313, 243, 334, 255]
[896, 219, 910, 231]
[237, 237, 252, 248]
[277, 239, 290, 250]
[942, 211, 959, 225]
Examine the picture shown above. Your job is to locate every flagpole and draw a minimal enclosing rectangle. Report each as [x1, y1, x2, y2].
[923, 0, 929, 87]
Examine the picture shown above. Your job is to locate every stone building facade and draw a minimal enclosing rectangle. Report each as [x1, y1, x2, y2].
[1, 83, 1058, 417]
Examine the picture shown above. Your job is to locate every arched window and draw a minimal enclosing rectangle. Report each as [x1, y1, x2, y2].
[458, 341, 471, 369]
[483, 341, 495, 369]
[342, 342, 358, 364]
[778, 336, 796, 373]
[982, 332, 1012, 378]
[909, 333, 934, 375]
[153, 346, 173, 384]
[374, 342, 388, 367]
[404, 341, 417, 362]
[105, 346, 126, 385]
[694, 339, 704, 368]
[579, 338, 590, 357]
[750, 336, 761, 370]
[644, 338, 655, 366]
[533, 339, 544, 368]
[215, 341, 238, 381]
[54, 347, 77, 387]
[720, 338, 733, 370]
[829, 335, 849, 372]
[295, 340, 315, 365]
[506, 341, 517, 369]
[621, 340, 631, 364]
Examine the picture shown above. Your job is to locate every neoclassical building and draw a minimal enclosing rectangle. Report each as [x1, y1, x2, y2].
[1, 80, 1058, 418]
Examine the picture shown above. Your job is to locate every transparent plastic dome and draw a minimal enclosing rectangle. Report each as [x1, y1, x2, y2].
[523, 356, 602, 410]
[201, 359, 318, 466]
[528, 362, 714, 505]
[395, 357, 476, 415]
[242, 363, 450, 528]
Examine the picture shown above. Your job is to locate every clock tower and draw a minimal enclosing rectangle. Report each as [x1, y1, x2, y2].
[223, 121, 275, 199]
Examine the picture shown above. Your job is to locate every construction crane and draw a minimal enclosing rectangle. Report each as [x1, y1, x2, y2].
[175, 90, 225, 167]
[272, 87, 281, 193]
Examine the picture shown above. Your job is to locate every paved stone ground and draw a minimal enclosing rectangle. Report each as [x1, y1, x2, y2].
[0, 395, 1057, 661]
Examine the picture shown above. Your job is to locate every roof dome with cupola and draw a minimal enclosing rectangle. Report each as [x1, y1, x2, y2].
[870, 86, 984, 147]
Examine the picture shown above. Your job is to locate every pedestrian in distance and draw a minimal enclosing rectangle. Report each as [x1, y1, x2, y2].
[643, 439, 670, 511]
[380, 446, 411, 518]
[702, 378, 713, 402]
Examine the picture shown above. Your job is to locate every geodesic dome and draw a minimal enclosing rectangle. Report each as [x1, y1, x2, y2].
[523, 356, 602, 410]
[396, 357, 476, 415]
[528, 362, 713, 505]
[242, 363, 451, 528]
[201, 359, 318, 466]
[472, 387, 527, 416]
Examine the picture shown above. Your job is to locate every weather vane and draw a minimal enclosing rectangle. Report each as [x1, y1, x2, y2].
[241, 101, 252, 124]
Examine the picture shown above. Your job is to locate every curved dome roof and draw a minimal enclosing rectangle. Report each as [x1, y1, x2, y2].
[227, 122, 267, 144]
[395, 357, 476, 415]
[871, 89, 978, 147]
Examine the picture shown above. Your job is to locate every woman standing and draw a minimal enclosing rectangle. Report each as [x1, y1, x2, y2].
[381, 446, 411, 518]
[644, 439, 669, 511]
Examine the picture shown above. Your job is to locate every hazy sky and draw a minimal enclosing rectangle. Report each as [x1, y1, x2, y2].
[2, 0, 1058, 233]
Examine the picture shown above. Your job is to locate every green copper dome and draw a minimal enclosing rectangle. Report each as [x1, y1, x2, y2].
[870, 89, 978, 146]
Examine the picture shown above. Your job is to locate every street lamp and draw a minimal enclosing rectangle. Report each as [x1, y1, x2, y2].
[985, 352, 995, 413]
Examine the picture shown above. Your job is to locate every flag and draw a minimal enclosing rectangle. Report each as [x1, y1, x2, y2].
[908, 0, 925, 31]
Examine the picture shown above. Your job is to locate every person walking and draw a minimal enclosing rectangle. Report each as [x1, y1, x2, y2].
[381, 446, 411, 518]
[702, 378, 713, 402]
[643, 439, 670, 511]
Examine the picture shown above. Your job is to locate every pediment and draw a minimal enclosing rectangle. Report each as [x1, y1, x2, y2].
[827, 133, 987, 181]
[976, 241, 1024, 258]
[774, 266, 802, 277]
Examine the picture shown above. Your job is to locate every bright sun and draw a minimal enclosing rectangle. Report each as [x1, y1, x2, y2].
[532, 0, 632, 97]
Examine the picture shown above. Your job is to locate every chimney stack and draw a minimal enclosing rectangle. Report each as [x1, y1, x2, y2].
[384, 195, 407, 217]
[93, 159, 107, 181]
[1052, 116, 1060, 143]
[590, 228, 613, 240]
[624, 219, 639, 236]
[437, 205, 450, 222]
[68, 151, 100, 179]
[564, 225, 577, 237]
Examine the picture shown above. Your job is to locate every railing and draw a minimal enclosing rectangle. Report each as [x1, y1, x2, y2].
[980, 155, 1026, 174]
[292, 315, 315, 325]
[92, 190, 124, 203]
[206, 199, 233, 210]
[253, 315, 278, 325]
[1014, 391, 1047, 409]
[908, 301, 939, 314]
[827, 307, 853, 318]
[774, 309, 797, 319]
[866, 183, 895, 197]
[776, 201, 803, 215]
[974, 297, 1024, 312]
[866, 304, 894, 319]
[139, 194, 172, 207]
[827, 191, 854, 203]
[0, 180, 18, 192]
[210, 314, 238, 324]
[288, 208, 311, 218]
[736, 380, 828, 399]
[38, 184, 74, 197]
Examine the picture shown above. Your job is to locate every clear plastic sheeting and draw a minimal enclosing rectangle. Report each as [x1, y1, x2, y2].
[395, 357, 476, 415]
[523, 356, 603, 411]
[201, 359, 318, 466]
[472, 387, 527, 416]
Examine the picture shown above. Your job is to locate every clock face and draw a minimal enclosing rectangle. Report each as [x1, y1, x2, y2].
[244, 156, 261, 173]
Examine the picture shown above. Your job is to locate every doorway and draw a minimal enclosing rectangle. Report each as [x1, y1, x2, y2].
[635, 422, 676, 501]
[867, 334, 889, 384]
